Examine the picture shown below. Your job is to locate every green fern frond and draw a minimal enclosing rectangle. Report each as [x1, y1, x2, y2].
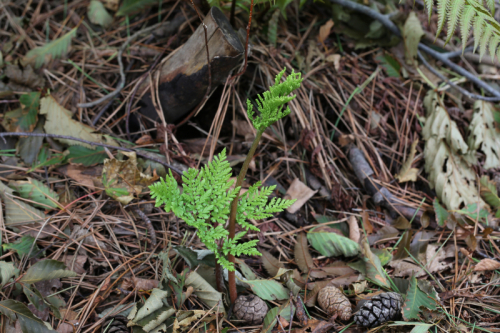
[150, 148, 294, 271]
[446, 0, 465, 43]
[473, 14, 486, 53]
[480, 24, 494, 59]
[488, 35, 500, 60]
[485, 0, 495, 15]
[424, 0, 435, 23]
[24, 28, 77, 68]
[461, 5, 476, 51]
[247, 67, 303, 132]
[436, 0, 451, 38]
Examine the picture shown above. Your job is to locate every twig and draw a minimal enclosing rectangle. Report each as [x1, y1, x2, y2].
[77, 22, 167, 108]
[131, 205, 157, 246]
[0, 132, 183, 175]
[328, 0, 500, 101]
[229, 0, 254, 82]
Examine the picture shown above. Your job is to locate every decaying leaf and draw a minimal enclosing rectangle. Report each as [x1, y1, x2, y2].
[294, 232, 314, 273]
[467, 101, 500, 169]
[422, 91, 485, 210]
[261, 249, 284, 277]
[20, 260, 76, 284]
[0, 299, 56, 333]
[402, 275, 437, 321]
[4, 64, 45, 90]
[285, 178, 317, 214]
[185, 271, 225, 313]
[102, 152, 159, 204]
[403, 12, 425, 66]
[396, 139, 419, 183]
[474, 258, 500, 271]
[360, 239, 389, 288]
[130, 288, 169, 324]
[62, 255, 87, 274]
[0, 261, 20, 287]
[121, 277, 159, 291]
[172, 310, 215, 333]
[39, 96, 118, 149]
[318, 19, 334, 44]
[3, 92, 40, 132]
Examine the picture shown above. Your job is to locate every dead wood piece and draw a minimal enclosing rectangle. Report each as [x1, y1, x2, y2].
[139, 6, 244, 123]
[347, 146, 423, 223]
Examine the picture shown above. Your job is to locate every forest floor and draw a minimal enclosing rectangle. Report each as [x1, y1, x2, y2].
[1, 0, 500, 333]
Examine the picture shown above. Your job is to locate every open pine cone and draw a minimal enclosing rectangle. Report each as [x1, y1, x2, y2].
[233, 294, 268, 325]
[101, 315, 129, 333]
[317, 286, 352, 320]
[353, 292, 403, 328]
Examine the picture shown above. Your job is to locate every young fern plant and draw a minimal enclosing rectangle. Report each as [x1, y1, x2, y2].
[422, 0, 500, 60]
[149, 149, 294, 270]
[150, 67, 303, 303]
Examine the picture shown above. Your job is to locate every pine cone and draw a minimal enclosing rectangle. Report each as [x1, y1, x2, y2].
[353, 292, 403, 328]
[101, 315, 129, 333]
[317, 286, 352, 320]
[233, 294, 268, 325]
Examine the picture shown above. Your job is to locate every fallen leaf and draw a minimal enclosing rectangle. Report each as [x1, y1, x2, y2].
[326, 54, 341, 71]
[285, 178, 317, 214]
[260, 249, 285, 277]
[291, 319, 334, 333]
[347, 216, 360, 243]
[59, 165, 101, 189]
[403, 12, 424, 66]
[121, 277, 159, 291]
[318, 19, 334, 44]
[4, 64, 45, 90]
[425, 244, 454, 273]
[396, 139, 419, 183]
[294, 233, 314, 273]
[62, 255, 87, 274]
[388, 259, 426, 277]
[231, 119, 255, 141]
[39, 96, 118, 148]
[474, 258, 500, 271]
[102, 151, 159, 204]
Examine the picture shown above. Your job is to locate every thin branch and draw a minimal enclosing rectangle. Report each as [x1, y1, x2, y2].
[0, 132, 183, 175]
[77, 22, 167, 108]
[329, 0, 500, 101]
[229, 0, 254, 82]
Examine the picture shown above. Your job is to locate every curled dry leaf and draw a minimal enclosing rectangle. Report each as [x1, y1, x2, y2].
[62, 255, 87, 274]
[347, 216, 360, 243]
[318, 19, 334, 44]
[474, 258, 500, 271]
[294, 232, 314, 273]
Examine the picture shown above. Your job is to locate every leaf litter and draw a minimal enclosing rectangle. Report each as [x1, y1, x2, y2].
[1, 1, 500, 333]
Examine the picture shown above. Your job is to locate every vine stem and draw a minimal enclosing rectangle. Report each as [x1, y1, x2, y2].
[227, 130, 263, 304]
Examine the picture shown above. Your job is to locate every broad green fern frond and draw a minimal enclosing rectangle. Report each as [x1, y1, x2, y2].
[461, 5, 476, 51]
[446, 0, 465, 44]
[436, 0, 451, 38]
[24, 28, 77, 68]
[422, 0, 500, 61]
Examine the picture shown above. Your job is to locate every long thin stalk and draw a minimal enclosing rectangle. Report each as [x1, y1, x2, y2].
[227, 130, 263, 303]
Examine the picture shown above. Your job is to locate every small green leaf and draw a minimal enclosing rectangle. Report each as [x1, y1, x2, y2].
[245, 279, 290, 301]
[9, 178, 60, 209]
[376, 54, 401, 78]
[433, 199, 449, 227]
[456, 203, 489, 220]
[65, 145, 107, 166]
[307, 229, 360, 257]
[0, 181, 46, 227]
[20, 260, 77, 284]
[24, 28, 77, 68]
[116, 0, 158, 16]
[88, 0, 113, 28]
[0, 261, 19, 287]
[402, 275, 438, 320]
[2, 236, 41, 259]
[262, 300, 291, 333]
[480, 176, 500, 208]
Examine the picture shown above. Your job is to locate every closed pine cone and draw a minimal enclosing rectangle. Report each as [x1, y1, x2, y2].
[353, 292, 403, 328]
[233, 294, 268, 325]
[317, 286, 352, 320]
[101, 315, 129, 333]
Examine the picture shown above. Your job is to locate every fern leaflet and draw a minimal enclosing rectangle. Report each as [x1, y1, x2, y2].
[24, 28, 77, 68]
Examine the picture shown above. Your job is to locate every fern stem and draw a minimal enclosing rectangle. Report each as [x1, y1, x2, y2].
[227, 130, 264, 303]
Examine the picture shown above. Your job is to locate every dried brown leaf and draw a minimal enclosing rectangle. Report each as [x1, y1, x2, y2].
[347, 216, 360, 243]
[294, 232, 314, 273]
[474, 258, 500, 271]
[305, 280, 330, 307]
[260, 250, 284, 277]
[318, 19, 334, 44]
[285, 178, 317, 214]
[62, 255, 87, 275]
